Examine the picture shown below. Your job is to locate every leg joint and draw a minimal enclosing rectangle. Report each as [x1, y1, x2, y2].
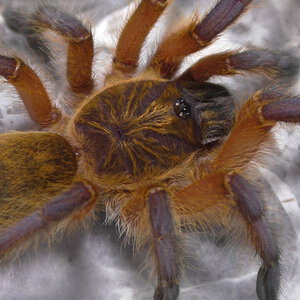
[226, 172, 265, 221]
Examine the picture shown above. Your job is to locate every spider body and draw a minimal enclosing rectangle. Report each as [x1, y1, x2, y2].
[0, 1, 299, 299]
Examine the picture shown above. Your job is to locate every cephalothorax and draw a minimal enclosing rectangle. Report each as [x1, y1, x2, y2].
[0, 1, 299, 299]
[71, 80, 234, 180]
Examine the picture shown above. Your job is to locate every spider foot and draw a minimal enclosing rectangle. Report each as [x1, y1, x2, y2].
[257, 263, 281, 300]
[154, 280, 179, 300]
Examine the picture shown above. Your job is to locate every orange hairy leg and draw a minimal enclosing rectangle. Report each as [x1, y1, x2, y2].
[33, 6, 94, 94]
[149, 0, 253, 78]
[178, 50, 298, 82]
[112, 0, 171, 76]
[0, 55, 60, 126]
[0, 181, 96, 255]
[211, 90, 298, 170]
[175, 91, 300, 205]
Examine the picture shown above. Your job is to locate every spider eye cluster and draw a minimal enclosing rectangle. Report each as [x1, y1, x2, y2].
[174, 98, 191, 119]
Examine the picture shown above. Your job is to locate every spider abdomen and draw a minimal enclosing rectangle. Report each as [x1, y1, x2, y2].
[0, 132, 77, 228]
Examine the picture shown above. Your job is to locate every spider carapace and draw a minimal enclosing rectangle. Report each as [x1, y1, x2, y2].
[0, 1, 299, 299]
[71, 80, 233, 180]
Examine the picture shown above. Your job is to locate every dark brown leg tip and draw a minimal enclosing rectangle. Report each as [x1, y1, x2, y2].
[154, 282, 179, 300]
[0, 55, 18, 79]
[256, 263, 280, 300]
[194, 0, 253, 42]
[34, 6, 91, 42]
[262, 96, 300, 123]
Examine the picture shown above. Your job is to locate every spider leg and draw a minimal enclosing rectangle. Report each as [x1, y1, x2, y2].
[174, 91, 300, 207]
[212, 90, 300, 170]
[226, 172, 280, 300]
[0, 55, 60, 126]
[119, 187, 180, 299]
[148, 188, 180, 300]
[0, 181, 96, 256]
[149, 0, 253, 78]
[33, 6, 94, 95]
[177, 50, 298, 82]
[110, 0, 171, 77]
[173, 171, 280, 300]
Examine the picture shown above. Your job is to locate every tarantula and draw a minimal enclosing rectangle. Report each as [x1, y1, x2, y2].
[0, 0, 299, 299]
